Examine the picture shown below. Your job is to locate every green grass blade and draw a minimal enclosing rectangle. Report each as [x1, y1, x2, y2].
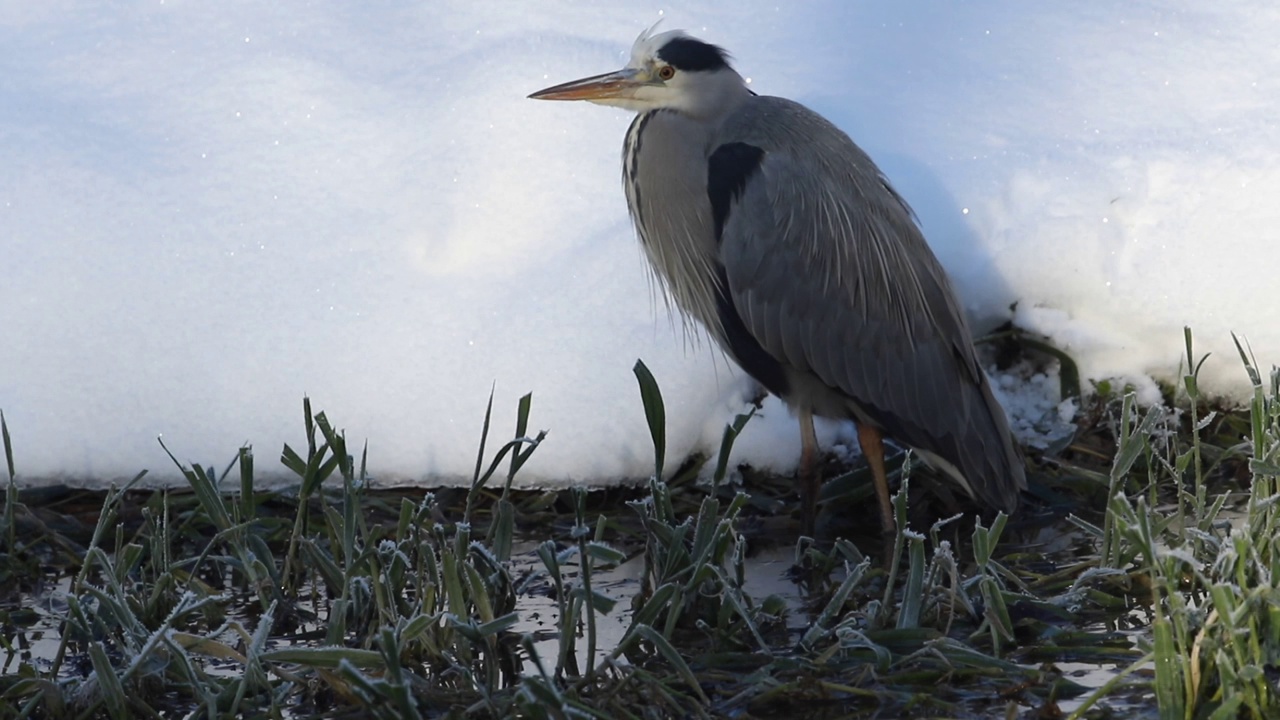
[633, 624, 709, 703]
[713, 409, 756, 490]
[1, 410, 13, 482]
[633, 359, 666, 480]
[87, 641, 131, 720]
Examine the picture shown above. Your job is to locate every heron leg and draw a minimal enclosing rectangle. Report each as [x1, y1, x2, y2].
[857, 424, 895, 534]
[798, 408, 818, 536]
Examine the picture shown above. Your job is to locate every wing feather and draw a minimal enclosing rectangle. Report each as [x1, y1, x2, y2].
[713, 97, 1025, 508]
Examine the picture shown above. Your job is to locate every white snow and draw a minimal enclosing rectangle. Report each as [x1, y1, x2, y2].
[2, 3, 1276, 488]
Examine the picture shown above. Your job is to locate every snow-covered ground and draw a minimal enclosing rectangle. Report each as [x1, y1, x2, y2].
[3, 3, 1276, 487]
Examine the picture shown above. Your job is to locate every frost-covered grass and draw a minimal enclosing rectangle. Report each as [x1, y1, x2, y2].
[0, 331, 1276, 719]
[1067, 332, 1280, 720]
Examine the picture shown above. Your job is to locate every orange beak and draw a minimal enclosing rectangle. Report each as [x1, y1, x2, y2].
[528, 68, 643, 101]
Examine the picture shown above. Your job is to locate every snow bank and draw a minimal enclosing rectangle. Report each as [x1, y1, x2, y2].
[2, 3, 1274, 486]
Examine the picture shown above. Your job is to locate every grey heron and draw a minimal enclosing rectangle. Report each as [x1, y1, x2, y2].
[530, 28, 1026, 533]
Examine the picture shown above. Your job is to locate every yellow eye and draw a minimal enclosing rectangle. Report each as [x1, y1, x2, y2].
[657, 65, 675, 81]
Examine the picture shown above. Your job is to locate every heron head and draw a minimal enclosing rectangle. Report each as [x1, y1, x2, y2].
[529, 29, 748, 118]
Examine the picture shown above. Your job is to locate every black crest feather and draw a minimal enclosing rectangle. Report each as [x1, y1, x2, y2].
[657, 36, 731, 72]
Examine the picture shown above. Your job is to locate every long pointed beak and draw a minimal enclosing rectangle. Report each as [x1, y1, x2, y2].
[528, 68, 642, 101]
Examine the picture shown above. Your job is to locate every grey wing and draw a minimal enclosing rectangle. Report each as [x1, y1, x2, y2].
[715, 132, 1025, 510]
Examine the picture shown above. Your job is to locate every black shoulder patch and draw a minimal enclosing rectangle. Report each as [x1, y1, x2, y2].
[658, 37, 732, 72]
[713, 264, 790, 398]
[707, 142, 765, 242]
